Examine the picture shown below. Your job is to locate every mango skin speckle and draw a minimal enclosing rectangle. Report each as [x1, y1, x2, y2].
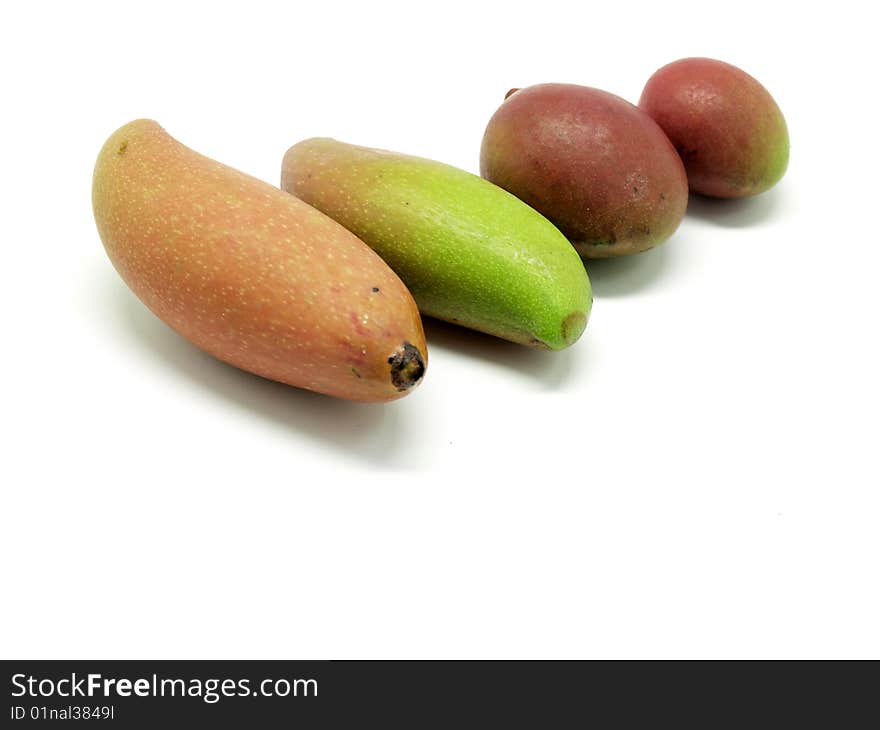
[639, 58, 790, 199]
[92, 120, 426, 402]
[282, 139, 592, 350]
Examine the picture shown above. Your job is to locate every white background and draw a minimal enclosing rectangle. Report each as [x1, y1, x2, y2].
[2, 0, 877, 659]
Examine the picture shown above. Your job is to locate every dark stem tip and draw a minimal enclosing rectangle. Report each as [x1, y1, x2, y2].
[387, 341, 426, 392]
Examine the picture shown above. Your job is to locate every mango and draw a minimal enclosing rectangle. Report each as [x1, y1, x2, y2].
[93, 120, 426, 402]
[281, 139, 591, 350]
[639, 58, 789, 199]
[480, 83, 688, 258]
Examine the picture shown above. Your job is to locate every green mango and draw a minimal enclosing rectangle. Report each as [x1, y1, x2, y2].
[282, 139, 591, 350]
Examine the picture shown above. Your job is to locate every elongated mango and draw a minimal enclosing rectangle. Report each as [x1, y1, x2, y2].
[93, 120, 426, 401]
[281, 139, 592, 350]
